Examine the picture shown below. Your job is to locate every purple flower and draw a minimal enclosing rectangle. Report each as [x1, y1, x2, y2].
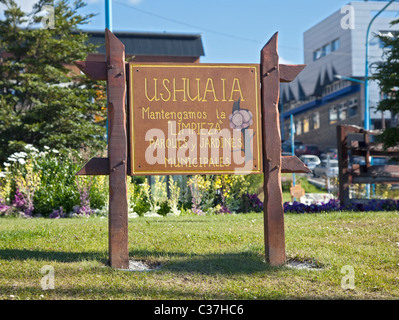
[217, 205, 231, 214]
[73, 204, 94, 216]
[0, 199, 9, 213]
[283, 198, 399, 214]
[192, 207, 206, 215]
[49, 206, 64, 219]
[12, 188, 25, 208]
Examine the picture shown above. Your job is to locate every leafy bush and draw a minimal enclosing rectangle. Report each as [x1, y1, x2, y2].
[0, 145, 107, 217]
[157, 201, 171, 216]
[128, 180, 151, 217]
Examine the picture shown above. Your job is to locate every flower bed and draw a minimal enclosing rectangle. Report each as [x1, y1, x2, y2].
[284, 199, 399, 213]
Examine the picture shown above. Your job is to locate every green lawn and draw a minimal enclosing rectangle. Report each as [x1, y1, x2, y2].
[0, 211, 398, 300]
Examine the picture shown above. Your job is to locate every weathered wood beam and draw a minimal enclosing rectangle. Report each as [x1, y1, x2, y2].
[105, 28, 129, 269]
[281, 156, 311, 174]
[74, 61, 107, 81]
[261, 32, 286, 267]
[76, 157, 109, 176]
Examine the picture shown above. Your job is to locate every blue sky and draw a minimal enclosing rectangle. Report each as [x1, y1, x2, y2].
[11, 0, 361, 63]
[79, 0, 356, 64]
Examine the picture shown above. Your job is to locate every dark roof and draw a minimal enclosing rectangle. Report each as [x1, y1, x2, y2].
[313, 72, 324, 97]
[297, 81, 307, 101]
[287, 86, 296, 102]
[331, 65, 339, 79]
[84, 31, 205, 57]
[322, 69, 332, 87]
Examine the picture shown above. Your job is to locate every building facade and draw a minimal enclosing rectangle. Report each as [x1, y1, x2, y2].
[280, 1, 399, 151]
[84, 31, 205, 63]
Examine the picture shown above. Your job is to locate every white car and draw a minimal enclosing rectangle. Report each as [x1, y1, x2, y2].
[299, 155, 321, 171]
[313, 159, 339, 178]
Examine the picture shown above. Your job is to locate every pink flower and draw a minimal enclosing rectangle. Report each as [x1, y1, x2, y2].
[229, 109, 253, 130]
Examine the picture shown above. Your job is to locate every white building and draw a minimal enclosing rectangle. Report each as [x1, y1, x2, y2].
[281, 1, 399, 150]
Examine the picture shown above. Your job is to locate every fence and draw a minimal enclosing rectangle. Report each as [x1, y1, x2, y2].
[336, 124, 399, 206]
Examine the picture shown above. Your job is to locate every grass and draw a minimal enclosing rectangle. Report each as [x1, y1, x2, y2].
[0, 211, 399, 300]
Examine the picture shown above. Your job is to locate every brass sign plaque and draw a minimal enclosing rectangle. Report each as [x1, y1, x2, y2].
[129, 63, 262, 175]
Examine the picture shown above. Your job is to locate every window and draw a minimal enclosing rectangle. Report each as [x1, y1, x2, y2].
[339, 103, 347, 120]
[313, 112, 320, 130]
[329, 106, 338, 124]
[322, 43, 331, 56]
[296, 120, 302, 135]
[348, 98, 358, 117]
[314, 39, 340, 61]
[324, 85, 331, 95]
[331, 39, 340, 51]
[313, 49, 322, 61]
[303, 117, 309, 133]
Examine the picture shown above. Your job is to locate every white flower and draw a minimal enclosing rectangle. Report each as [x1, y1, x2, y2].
[52, 149, 59, 154]
[44, 146, 50, 150]
[24, 144, 39, 153]
[3, 162, 11, 167]
[7, 157, 17, 162]
[24, 144, 34, 150]
[13, 152, 27, 158]
[0, 172, 6, 178]
[18, 158, 26, 165]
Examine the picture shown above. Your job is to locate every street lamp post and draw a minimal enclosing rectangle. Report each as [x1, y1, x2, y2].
[363, 1, 395, 199]
[364, 0, 395, 131]
[105, 0, 113, 32]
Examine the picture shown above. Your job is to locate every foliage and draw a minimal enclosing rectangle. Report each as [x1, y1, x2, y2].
[0, 144, 107, 217]
[187, 175, 209, 215]
[168, 176, 181, 216]
[0, 0, 106, 164]
[185, 174, 263, 215]
[156, 200, 171, 216]
[127, 178, 150, 217]
[374, 18, 399, 148]
[240, 193, 263, 213]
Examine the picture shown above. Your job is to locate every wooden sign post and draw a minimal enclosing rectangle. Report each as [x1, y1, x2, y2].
[260, 33, 309, 266]
[75, 29, 309, 268]
[76, 30, 129, 269]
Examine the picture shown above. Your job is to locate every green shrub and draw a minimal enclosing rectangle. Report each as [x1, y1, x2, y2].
[1, 145, 108, 217]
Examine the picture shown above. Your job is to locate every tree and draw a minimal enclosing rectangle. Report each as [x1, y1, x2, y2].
[374, 19, 399, 148]
[0, 0, 106, 164]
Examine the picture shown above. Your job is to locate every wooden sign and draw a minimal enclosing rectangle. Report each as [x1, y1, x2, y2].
[290, 182, 305, 200]
[75, 29, 310, 269]
[129, 63, 262, 175]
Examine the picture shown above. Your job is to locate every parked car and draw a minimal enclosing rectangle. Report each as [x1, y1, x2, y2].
[313, 159, 339, 178]
[295, 144, 321, 157]
[299, 155, 321, 171]
[326, 148, 338, 160]
[282, 140, 302, 153]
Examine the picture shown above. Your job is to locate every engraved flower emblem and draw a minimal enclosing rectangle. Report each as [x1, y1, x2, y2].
[229, 109, 253, 130]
